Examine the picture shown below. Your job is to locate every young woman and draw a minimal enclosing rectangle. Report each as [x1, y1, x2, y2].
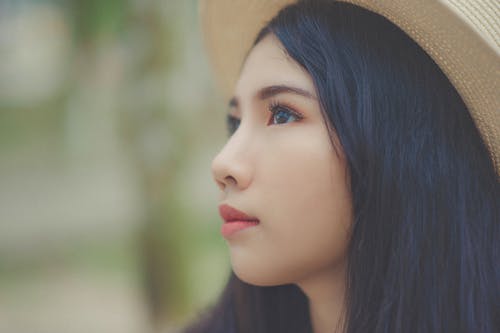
[184, 1, 499, 332]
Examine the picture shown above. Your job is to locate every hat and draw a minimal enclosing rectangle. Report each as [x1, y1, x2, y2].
[199, 0, 500, 175]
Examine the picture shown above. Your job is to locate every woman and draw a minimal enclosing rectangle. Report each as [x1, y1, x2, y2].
[184, 1, 499, 332]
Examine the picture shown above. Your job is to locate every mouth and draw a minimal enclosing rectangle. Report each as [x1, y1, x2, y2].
[218, 204, 260, 238]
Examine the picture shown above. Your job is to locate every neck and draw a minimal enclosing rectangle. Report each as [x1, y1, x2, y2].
[296, 264, 346, 333]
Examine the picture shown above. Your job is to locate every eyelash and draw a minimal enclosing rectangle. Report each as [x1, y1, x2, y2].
[226, 101, 303, 136]
[267, 101, 303, 125]
[226, 115, 240, 136]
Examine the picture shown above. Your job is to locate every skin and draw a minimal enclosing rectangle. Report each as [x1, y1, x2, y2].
[211, 34, 353, 333]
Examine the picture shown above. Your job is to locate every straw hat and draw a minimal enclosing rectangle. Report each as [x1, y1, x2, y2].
[199, 0, 500, 175]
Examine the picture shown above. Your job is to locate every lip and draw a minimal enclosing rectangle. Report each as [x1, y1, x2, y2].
[218, 204, 260, 238]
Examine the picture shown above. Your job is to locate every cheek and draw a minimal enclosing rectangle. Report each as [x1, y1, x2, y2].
[230, 130, 353, 286]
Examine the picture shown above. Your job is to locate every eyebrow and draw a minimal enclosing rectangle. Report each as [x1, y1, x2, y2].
[228, 84, 316, 109]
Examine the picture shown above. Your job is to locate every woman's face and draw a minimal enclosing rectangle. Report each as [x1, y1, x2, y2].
[211, 34, 353, 286]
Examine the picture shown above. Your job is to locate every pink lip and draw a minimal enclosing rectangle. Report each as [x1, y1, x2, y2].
[218, 204, 260, 238]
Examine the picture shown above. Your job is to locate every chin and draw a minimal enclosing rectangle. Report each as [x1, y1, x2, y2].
[231, 261, 297, 287]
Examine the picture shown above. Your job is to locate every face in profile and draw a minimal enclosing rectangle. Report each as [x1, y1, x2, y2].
[211, 34, 353, 287]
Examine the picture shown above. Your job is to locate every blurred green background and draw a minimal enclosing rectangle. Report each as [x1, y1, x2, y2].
[0, 0, 231, 332]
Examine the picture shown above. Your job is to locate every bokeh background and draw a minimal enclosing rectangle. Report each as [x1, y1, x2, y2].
[0, 0, 231, 332]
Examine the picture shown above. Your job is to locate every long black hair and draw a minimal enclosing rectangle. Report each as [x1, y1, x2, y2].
[184, 1, 499, 332]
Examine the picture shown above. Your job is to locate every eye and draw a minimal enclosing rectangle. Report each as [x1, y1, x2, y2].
[268, 101, 303, 125]
[226, 114, 240, 136]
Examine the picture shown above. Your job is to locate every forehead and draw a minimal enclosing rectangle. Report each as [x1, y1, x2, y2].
[234, 34, 316, 97]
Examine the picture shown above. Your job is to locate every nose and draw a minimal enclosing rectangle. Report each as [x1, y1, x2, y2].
[211, 132, 254, 193]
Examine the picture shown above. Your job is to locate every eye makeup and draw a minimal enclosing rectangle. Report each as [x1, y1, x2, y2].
[225, 100, 304, 137]
[267, 100, 304, 125]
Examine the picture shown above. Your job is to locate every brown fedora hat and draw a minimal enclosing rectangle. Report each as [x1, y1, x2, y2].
[199, 0, 500, 175]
